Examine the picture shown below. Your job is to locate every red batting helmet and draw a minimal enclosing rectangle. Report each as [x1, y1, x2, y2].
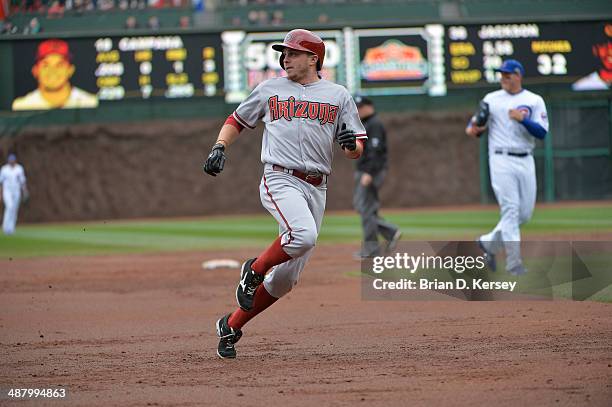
[272, 29, 325, 71]
[36, 39, 71, 62]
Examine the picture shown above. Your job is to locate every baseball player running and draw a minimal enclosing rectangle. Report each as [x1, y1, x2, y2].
[465, 59, 549, 275]
[203, 29, 366, 359]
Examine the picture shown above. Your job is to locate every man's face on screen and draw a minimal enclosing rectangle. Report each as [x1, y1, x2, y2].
[593, 42, 612, 71]
[33, 54, 75, 91]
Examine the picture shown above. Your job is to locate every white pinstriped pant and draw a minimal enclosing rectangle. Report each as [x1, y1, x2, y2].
[480, 153, 536, 270]
[2, 188, 21, 235]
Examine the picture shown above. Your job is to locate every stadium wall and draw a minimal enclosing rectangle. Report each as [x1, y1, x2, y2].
[0, 111, 479, 222]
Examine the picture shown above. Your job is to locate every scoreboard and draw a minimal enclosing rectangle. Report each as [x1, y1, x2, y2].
[11, 33, 224, 109]
[93, 35, 223, 100]
[6, 20, 609, 111]
[222, 26, 447, 102]
[445, 21, 611, 89]
[222, 30, 345, 103]
[222, 20, 609, 101]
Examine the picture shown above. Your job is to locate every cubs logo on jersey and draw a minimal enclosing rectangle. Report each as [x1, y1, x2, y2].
[268, 95, 339, 126]
[515, 105, 532, 120]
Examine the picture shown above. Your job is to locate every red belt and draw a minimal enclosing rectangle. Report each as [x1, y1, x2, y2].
[272, 165, 326, 187]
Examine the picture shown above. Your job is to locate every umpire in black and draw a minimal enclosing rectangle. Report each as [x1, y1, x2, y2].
[353, 96, 401, 258]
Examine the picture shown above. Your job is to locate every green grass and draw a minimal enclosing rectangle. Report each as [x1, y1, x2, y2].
[1, 204, 611, 259]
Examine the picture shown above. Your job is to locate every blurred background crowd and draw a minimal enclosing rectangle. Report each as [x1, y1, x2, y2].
[0, 0, 360, 34]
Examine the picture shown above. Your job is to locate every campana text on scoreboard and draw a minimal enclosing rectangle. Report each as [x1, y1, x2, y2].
[8, 21, 610, 110]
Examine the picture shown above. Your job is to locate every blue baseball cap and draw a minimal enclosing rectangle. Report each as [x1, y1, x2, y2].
[495, 59, 525, 76]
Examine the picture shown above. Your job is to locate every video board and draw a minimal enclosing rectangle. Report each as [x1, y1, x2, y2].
[222, 30, 344, 103]
[11, 33, 223, 111]
[6, 20, 609, 111]
[445, 21, 611, 91]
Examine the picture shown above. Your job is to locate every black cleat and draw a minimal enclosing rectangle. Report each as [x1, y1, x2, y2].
[236, 258, 265, 311]
[216, 313, 242, 359]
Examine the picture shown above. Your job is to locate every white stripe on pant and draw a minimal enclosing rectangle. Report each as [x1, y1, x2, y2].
[259, 164, 327, 298]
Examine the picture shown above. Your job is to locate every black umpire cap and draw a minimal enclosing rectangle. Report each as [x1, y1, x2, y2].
[354, 96, 373, 107]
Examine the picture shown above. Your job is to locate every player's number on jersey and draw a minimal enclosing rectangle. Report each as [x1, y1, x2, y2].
[537, 54, 567, 75]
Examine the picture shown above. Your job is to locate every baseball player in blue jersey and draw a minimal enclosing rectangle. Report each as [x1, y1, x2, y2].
[203, 29, 367, 358]
[466, 59, 549, 276]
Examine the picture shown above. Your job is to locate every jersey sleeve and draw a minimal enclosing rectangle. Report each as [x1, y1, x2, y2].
[338, 91, 367, 138]
[233, 82, 267, 130]
[531, 95, 549, 132]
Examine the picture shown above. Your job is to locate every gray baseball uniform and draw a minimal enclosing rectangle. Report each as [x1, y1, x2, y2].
[233, 77, 366, 297]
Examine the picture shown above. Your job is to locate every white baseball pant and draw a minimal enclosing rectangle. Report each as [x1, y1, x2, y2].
[259, 164, 327, 298]
[479, 153, 536, 271]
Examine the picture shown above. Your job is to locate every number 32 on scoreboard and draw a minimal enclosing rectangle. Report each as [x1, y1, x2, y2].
[537, 54, 567, 75]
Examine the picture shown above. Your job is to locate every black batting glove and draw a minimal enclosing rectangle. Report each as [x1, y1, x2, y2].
[203, 143, 226, 176]
[336, 123, 357, 151]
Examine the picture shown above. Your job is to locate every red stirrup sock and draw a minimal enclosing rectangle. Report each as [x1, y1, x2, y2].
[228, 285, 278, 330]
[251, 235, 292, 274]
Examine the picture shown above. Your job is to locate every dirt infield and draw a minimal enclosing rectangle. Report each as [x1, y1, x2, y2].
[1, 245, 611, 406]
